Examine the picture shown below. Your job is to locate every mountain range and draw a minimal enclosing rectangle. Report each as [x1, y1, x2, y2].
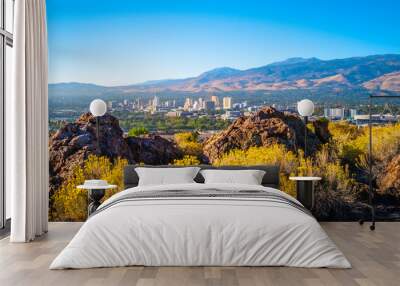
[49, 54, 400, 97]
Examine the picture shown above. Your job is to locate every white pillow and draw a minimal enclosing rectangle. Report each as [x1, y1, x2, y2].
[200, 169, 266, 185]
[135, 167, 200, 186]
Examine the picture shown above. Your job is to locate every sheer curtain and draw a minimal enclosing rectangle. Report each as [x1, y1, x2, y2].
[8, 0, 48, 242]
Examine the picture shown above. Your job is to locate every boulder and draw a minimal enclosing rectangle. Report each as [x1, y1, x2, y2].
[313, 119, 331, 143]
[127, 135, 182, 165]
[203, 106, 320, 162]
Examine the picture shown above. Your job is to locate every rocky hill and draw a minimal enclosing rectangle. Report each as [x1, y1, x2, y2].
[203, 106, 323, 163]
[49, 113, 182, 195]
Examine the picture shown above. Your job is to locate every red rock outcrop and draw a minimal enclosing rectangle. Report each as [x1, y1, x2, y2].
[203, 106, 321, 162]
[49, 113, 182, 194]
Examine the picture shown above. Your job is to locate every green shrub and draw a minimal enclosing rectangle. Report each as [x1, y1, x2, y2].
[128, 126, 149, 137]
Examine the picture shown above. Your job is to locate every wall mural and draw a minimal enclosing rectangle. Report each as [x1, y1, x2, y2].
[47, 1, 400, 222]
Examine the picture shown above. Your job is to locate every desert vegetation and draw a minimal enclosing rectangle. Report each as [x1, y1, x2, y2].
[50, 115, 400, 221]
[212, 144, 355, 214]
[116, 112, 230, 132]
[128, 126, 149, 137]
[51, 155, 127, 221]
[174, 132, 204, 158]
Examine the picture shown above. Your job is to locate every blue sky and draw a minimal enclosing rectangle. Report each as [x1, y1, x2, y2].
[47, 0, 400, 86]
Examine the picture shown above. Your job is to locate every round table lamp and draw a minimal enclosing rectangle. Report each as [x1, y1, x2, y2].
[297, 99, 314, 157]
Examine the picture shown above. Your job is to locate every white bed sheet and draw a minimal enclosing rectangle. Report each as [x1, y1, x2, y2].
[50, 183, 351, 269]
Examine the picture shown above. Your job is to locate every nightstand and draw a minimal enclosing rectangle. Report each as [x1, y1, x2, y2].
[289, 177, 321, 210]
[77, 182, 117, 216]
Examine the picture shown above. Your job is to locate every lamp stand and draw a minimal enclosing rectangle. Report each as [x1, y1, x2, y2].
[304, 116, 308, 158]
[96, 116, 100, 154]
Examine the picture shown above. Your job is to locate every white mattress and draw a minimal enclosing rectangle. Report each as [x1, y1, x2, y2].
[50, 183, 351, 269]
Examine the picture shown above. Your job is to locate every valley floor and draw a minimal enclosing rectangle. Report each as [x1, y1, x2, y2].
[0, 222, 399, 286]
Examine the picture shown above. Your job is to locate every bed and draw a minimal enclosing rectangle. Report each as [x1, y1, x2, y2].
[50, 165, 351, 269]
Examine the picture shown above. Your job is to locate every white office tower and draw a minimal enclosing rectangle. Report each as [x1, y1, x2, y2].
[223, 97, 232, 110]
[211, 95, 220, 107]
[192, 101, 199, 110]
[152, 96, 159, 109]
[123, 99, 128, 106]
[184, 98, 193, 111]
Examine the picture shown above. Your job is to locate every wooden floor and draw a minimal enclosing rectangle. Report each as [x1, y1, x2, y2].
[0, 222, 399, 286]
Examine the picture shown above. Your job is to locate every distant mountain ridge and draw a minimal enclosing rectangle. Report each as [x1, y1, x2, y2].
[362, 71, 400, 92]
[49, 54, 400, 96]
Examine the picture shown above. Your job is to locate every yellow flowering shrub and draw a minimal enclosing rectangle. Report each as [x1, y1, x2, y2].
[173, 155, 201, 166]
[328, 121, 364, 164]
[355, 123, 400, 162]
[174, 132, 203, 157]
[329, 121, 400, 168]
[213, 145, 298, 196]
[51, 155, 127, 221]
[212, 143, 356, 200]
[174, 132, 198, 143]
[328, 120, 362, 141]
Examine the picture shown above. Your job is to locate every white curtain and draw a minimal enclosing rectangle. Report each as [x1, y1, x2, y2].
[8, 0, 49, 242]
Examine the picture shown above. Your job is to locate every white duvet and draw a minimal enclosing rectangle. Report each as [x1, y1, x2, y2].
[50, 183, 351, 269]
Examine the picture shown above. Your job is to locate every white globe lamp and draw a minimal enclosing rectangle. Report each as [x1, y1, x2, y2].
[89, 99, 107, 153]
[297, 99, 314, 157]
[90, 99, 107, 117]
[297, 99, 314, 117]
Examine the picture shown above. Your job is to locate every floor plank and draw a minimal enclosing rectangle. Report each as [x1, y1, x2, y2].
[0, 222, 399, 286]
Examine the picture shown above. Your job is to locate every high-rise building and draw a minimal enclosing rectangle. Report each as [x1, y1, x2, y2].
[137, 99, 144, 110]
[184, 98, 193, 111]
[152, 96, 159, 109]
[223, 97, 232, 110]
[123, 99, 128, 106]
[198, 97, 204, 109]
[211, 95, 220, 107]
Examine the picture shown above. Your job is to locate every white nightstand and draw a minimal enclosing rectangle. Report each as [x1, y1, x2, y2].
[289, 177, 322, 210]
[77, 182, 117, 216]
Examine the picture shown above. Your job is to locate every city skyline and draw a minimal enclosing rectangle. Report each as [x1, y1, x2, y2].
[47, 0, 400, 86]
